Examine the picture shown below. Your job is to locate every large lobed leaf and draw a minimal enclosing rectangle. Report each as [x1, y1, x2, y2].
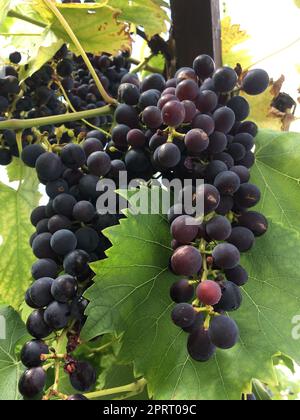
[0, 305, 29, 400]
[0, 0, 11, 25]
[33, 1, 131, 55]
[82, 209, 300, 400]
[82, 129, 300, 400]
[252, 130, 300, 234]
[108, 0, 169, 37]
[0, 161, 41, 308]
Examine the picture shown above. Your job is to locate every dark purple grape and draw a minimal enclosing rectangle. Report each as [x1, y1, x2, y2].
[176, 79, 199, 101]
[171, 215, 199, 244]
[192, 113, 215, 135]
[87, 151, 111, 177]
[225, 265, 249, 286]
[82, 138, 104, 157]
[235, 183, 261, 208]
[237, 121, 258, 137]
[214, 171, 241, 195]
[187, 328, 216, 362]
[46, 179, 69, 199]
[19, 367, 46, 399]
[35, 153, 63, 182]
[171, 246, 202, 276]
[162, 101, 186, 127]
[213, 107, 236, 134]
[51, 275, 77, 303]
[212, 243, 240, 269]
[171, 303, 196, 328]
[21, 340, 49, 368]
[44, 302, 71, 330]
[126, 129, 146, 148]
[207, 131, 227, 154]
[228, 227, 255, 252]
[142, 106, 163, 129]
[170, 280, 194, 303]
[193, 55, 215, 79]
[29, 277, 54, 308]
[242, 69, 269, 95]
[205, 216, 232, 241]
[53, 193, 77, 217]
[216, 195, 234, 215]
[63, 250, 90, 276]
[233, 133, 254, 151]
[185, 129, 209, 154]
[26, 309, 53, 339]
[227, 96, 250, 121]
[237, 211, 268, 237]
[181, 100, 197, 123]
[196, 184, 220, 214]
[32, 233, 56, 260]
[157, 143, 181, 168]
[50, 229, 77, 256]
[48, 215, 72, 234]
[208, 315, 239, 349]
[230, 166, 250, 183]
[73, 201, 95, 223]
[70, 362, 96, 392]
[213, 67, 238, 93]
[204, 160, 228, 182]
[118, 83, 140, 105]
[195, 90, 218, 113]
[61, 144, 86, 169]
[31, 259, 58, 280]
[21, 144, 45, 168]
[214, 281, 242, 312]
[228, 143, 246, 161]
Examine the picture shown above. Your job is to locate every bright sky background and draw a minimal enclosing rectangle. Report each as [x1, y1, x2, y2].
[224, 0, 300, 130]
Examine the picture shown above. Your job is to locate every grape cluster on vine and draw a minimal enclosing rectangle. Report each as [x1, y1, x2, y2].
[0, 38, 270, 398]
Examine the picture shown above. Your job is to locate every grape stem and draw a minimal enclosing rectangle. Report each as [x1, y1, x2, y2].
[131, 54, 155, 74]
[7, 10, 47, 29]
[41, 353, 67, 361]
[84, 378, 147, 400]
[0, 105, 113, 130]
[129, 57, 163, 74]
[42, 0, 117, 106]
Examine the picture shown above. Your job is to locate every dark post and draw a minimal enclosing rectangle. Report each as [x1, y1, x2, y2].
[170, 0, 222, 70]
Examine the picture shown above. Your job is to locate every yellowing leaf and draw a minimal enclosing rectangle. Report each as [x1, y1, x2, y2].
[241, 78, 286, 131]
[33, 1, 131, 55]
[222, 16, 252, 68]
[108, 0, 169, 37]
[18, 27, 63, 82]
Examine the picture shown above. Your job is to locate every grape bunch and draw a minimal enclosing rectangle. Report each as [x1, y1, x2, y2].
[0, 44, 271, 398]
[18, 134, 125, 399]
[0, 46, 132, 165]
[164, 56, 269, 362]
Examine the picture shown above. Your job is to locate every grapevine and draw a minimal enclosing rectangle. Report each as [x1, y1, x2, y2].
[0, 0, 298, 403]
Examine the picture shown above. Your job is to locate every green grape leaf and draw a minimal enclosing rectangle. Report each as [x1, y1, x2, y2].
[82, 201, 300, 400]
[32, 1, 131, 56]
[18, 27, 63, 82]
[0, 163, 41, 308]
[252, 379, 272, 401]
[0, 305, 29, 400]
[108, 0, 169, 37]
[251, 130, 300, 234]
[0, 0, 12, 25]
